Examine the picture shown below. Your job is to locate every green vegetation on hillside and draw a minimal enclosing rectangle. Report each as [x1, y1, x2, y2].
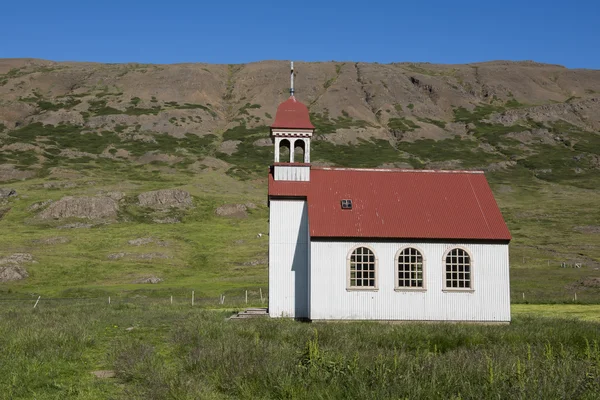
[309, 110, 374, 134]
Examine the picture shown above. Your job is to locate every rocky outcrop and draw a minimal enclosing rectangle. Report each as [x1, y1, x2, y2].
[0, 188, 17, 198]
[128, 237, 168, 247]
[132, 276, 163, 284]
[0, 165, 35, 182]
[38, 196, 118, 220]
[107, 252, 171, 260]
[215, 204, 248, 218]
[0, 253, 35, 282]
[137, 189, 192, 210]
[0, 266, 29, 282]
[32, 236, 70, 245]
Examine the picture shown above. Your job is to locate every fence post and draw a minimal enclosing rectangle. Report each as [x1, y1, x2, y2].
[192, 291, 195, 306]
[170, 295, 173, 305]
[245, 290, 248, 304]
[522, 292, 525, 301]
[33, 296, 41, 308]
[260, 288, 264, 304]
[108, 296, 111, 305]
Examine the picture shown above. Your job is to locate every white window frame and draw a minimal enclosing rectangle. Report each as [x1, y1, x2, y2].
[442, 246, 474, 292]
[346, 245, 378, 291]
[394, 246, 427, 291]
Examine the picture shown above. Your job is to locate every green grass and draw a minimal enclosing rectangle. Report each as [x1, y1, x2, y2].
[1, 302, 600, 399]
[399, 136, 504, 168]
[387, 117, 420, 133]
[0, 167, 268, 298]
[512, 304, 600, 322]
[416, 116, 446, 129]
[309, 111, 374, 135]
[172, 102, 217, 117]
[237, 102, 261, 116]
[313, 139, 410, 168]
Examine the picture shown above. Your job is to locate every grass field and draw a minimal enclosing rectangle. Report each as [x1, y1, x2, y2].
[512, 304, 600, 322]
[1, 302, 599, 400]
[1, 162, 598, 303]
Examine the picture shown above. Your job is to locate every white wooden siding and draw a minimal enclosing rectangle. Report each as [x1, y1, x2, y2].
[268, 200, 310, 318]
[310, 241, 510, 322]
[273, 165, 310, 181]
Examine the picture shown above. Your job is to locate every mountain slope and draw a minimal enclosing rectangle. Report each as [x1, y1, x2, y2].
[0, 59, 599, 301]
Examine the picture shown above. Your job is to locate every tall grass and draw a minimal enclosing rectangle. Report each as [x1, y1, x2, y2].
[1, 302, 599, 399]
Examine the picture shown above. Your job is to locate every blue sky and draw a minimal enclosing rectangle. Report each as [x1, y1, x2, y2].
[1, 0, 599, 68]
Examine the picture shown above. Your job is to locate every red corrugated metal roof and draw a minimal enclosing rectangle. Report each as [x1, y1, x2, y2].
[271, 96, 315, 129]
[268, 167, 511, 241]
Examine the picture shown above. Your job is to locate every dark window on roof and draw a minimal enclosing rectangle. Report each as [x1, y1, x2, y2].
[341, 199, 352, 209]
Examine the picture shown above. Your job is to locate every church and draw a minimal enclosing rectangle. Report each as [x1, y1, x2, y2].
[267, 64, 512, 322]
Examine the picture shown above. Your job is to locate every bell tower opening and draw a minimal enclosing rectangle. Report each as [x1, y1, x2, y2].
[294, 139, 306, 163]
[279, 139, 291, 163]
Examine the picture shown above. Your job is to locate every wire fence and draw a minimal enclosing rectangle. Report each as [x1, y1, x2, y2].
[0, 290, 269, 309]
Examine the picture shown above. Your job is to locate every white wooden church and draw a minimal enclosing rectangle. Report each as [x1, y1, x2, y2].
[268, 64, 512, 322]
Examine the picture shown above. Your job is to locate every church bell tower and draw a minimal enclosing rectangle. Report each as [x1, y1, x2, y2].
[270, 62, 314, 181]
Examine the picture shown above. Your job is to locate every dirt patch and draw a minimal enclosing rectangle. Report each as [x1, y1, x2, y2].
[0, 165, 35, 182]
[215, 204, 248, 218]
[496, 185, 514, 193]
[91, 370, 115, 379]
[237, 257, 268, 266]
[33, 236, 70, 245]
[128, 237, 168, 247]
[58, 222, 93, 229]
[483, 161, 517, 172]
[138, 189, 192, 210]
[100, 191, 125, 201]
[153, 217, 180, 224]
[253, 138, 272, 147]
[1, 142, 42, 152]
[570, 277, 600, 289]
[42, 181, 77, 189]
[28, 200, 53, 212]
[218, 140, 241, 155]
[108, 252, 171, 260]
[60, 149, 98, 159]
[0, 188, 17, 198]
[48, 168, 82, 180]
[38, 196, 118, 220]
[574, 226, 600, 234]
[0, 208, 10, 220]
[136, 152, 183, 165]
[132, 276, 163, 284]
[198, 157, 231, 170]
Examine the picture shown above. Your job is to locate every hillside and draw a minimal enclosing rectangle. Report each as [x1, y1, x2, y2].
[0, 58, 599, 302]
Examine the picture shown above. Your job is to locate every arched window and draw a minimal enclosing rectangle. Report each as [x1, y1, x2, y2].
[396, 247, 424, 289]
[445, 248, 472, 289]
[294, 140, 306, 163]
[348, 246, 377, 289]
[279, 139, 290, 162]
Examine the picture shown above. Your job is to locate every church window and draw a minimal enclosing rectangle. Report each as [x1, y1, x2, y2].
[348, 246, 377, 289]
[396, 247, 424, 289]
[444, 248, 472, 290]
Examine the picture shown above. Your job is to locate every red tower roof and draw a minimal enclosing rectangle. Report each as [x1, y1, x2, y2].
[271, 96, 315, 130]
